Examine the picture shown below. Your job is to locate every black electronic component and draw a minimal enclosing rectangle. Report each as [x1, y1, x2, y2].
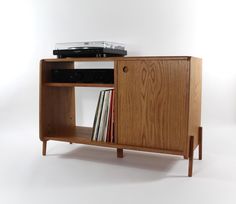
[51, 69, 114, 84]
[53, 47, 127, 58]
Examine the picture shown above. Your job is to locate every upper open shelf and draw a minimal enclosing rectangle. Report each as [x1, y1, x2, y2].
[45, 82, 114, 88]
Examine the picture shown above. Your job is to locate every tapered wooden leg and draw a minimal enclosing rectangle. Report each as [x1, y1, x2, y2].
[188, 136, 194, 177]
[198, 126, 203, 160]
[117, 148, 123, 158]
[69, 142, 72, 144]
[42, 140, 47, 156]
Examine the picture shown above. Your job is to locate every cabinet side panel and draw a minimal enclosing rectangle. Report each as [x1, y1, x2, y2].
[39, 61, 75, 140]
[117, 59, 189, 152]
[114, 60, 118, 144]
[188, 58, 202, 149]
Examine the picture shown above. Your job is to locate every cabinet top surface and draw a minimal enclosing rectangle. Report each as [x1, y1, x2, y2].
[41, 56, 201, 62]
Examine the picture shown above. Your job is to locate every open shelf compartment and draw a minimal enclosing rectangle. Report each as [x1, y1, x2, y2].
[45, 126, 118, 148]
[41, 60, 114, 88]
[40, 60, 117, 145]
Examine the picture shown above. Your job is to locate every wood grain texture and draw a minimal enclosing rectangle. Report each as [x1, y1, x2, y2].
[187, 57, 202, 154]
[39, 61, 75, 141]
[117, 59, 190, 153]
[114, 60, 118, 144]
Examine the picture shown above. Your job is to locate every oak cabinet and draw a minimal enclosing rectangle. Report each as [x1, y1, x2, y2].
[40, 56, 202, 177]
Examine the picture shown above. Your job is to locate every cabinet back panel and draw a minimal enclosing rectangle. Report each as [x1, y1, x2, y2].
[117, 59, 189, 152]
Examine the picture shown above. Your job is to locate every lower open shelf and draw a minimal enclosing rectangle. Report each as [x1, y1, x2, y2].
[43, 126, 184, 155]
[44, 126, 117, 148]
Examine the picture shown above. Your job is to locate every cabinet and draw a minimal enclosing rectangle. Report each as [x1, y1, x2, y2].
[40, 56, 202, 177]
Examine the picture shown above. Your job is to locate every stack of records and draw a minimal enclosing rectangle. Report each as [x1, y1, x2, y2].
[92, 89, 115, 142]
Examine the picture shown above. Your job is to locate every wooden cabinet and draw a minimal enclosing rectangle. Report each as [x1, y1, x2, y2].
[40, 56, 202, 177]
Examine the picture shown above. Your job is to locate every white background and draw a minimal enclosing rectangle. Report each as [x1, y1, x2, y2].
[0, 0, 236, 203]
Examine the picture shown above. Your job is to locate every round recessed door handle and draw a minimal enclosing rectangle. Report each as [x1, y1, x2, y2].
[123, 66, 128, 73]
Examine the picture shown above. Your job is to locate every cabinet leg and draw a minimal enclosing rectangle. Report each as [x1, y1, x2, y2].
[188, 136, 194, 177]
[198, 126, 203, 160]
[42, 140, 47, 156]
[117, 148, 123, 158]
[69, 142, 72, 144]
[183, 155, 188, 159]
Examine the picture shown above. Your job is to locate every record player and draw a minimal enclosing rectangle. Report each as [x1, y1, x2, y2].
[53, 41, 127, 58]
